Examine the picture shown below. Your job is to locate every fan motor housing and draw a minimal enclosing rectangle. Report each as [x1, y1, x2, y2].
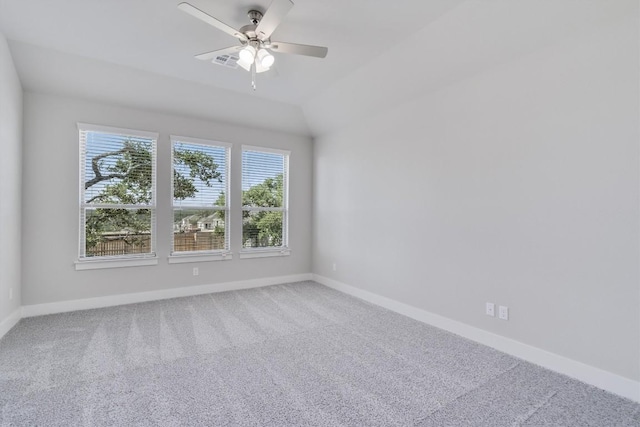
[247, 10, 262, 25]
[239, 24, 257, 40]
[239, 10, 265, 42]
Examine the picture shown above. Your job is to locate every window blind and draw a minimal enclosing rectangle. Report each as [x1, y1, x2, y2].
[171, 137, 231, 254]
[241, 146, 289, 249]
[78, 124, 157, 259]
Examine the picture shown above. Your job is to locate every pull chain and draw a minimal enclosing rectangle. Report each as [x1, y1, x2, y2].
[251, 61, 256, 90]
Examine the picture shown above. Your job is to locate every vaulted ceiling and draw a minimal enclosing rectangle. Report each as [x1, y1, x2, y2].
[0, 0, 633, 136]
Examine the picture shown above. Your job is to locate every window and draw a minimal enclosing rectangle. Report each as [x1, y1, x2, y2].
[78, 124, 157, 267]
[241, 146, 290, 257]
[171, 136, 231, 261]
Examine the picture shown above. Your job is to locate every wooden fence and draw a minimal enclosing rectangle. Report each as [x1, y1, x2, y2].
[173, 232, 225, 252]
[87, 232, 225, 256]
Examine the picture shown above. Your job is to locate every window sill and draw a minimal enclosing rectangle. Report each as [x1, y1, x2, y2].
[75, 256, 158, 271]
[168, 252, 233, 264]
[239, 248, 291, 259]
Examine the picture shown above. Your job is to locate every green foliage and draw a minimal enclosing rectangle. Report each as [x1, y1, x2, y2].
[211, 194, 227, 237]
[85, 208, 151, 250]
[86, 140, 153, 205]
[243, 174, 283, 208]
[173, 148, 221, 200]
[84, 140, 285, 253]
[242, 174, 284, 248]
[85, 140, 221, 254]
[214, 192, 226, 207]
[213, 192, 226, 223]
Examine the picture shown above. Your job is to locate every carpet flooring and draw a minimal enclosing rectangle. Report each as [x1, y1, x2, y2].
[0, 281, 638, 426]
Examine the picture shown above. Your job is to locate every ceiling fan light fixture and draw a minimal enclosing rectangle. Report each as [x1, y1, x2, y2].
[236, 57, 252, 71]
[239, 45, 256, 63]
[255, 61, 271, 74]
[257, 49, 275, 68]
[178, 0, 328, 89]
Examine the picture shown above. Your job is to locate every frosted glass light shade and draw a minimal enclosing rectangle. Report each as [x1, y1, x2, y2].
[257, 49, 275, 68]
[236, 57, 252, 71]
[239, 45, 256, 63]
[256, 61, 270, 73]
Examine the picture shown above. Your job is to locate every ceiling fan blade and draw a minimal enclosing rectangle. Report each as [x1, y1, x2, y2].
[194, 46, 242, 61]
[255, 0, 294, 40]
[178, 2, 247, 42]
[268, 42, 328, 58]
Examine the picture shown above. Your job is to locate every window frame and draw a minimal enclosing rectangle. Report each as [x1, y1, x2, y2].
[76, 123, 159, 270]
[240, 145, 291, 259]
[169, 135, 232, 263]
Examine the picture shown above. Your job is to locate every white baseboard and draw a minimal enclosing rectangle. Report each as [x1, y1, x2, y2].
[0, 308, 21, 340]
[22, 273, 313, 318]
[313, 274, 640, 403]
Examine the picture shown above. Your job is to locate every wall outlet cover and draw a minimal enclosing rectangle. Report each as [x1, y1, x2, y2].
[486, 302, 495, 316]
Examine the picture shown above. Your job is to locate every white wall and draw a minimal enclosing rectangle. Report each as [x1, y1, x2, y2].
[0, 33, 22, 328]
[21, 92, 312, 306]
[311, 9, 639, 383]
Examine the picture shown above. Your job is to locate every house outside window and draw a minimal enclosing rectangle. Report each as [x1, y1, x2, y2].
[78, 124, 158, 265]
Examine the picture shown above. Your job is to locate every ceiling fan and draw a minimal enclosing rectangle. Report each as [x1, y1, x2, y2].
[178, 0, 328, 89]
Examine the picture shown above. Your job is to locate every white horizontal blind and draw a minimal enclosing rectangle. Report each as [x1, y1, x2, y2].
[78, 124, 157, 259]
[242, 146, 289, 249]
[172, 137, 230, 254]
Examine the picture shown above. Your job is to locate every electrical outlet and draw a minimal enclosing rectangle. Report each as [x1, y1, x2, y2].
[193, 267, 199, 276]
[486, 302, 495, 317]
[9, 288, 13, 300]
[499, 305, 509, 320]
[332, 262, 337, 271]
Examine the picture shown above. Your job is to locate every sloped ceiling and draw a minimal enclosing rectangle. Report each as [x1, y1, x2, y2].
[302, 0, 636, 136]
[0, 0, 633, 136]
